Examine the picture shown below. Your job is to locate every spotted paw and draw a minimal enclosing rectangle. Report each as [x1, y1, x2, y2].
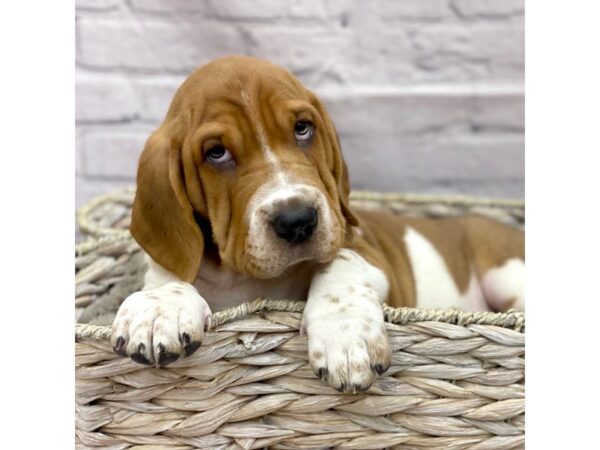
[303, 248, 392, 393]
[111, 282, 212, 367]
[305, 287, 391, 393]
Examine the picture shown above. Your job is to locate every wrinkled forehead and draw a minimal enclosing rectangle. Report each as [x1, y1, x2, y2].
[171, 58, 323, 174]
[176, 57, 310, 120]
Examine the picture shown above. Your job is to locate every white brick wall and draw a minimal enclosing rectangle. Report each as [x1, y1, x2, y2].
[75, 0, 524, 209]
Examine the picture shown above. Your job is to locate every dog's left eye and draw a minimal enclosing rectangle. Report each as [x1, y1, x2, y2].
[206, 145, 234, 166]
[294, 120, 313, 143]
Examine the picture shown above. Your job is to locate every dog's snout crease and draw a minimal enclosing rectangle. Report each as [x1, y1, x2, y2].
[272, 206, 318, 244]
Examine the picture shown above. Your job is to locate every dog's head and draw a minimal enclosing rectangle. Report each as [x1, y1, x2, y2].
[131, 56, 358, 281]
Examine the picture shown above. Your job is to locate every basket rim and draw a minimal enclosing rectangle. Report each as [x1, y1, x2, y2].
[76, 297, 524, 343]
[77, 187, 525, 239]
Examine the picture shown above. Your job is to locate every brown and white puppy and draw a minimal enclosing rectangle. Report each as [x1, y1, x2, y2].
[111, 56, 524, 392]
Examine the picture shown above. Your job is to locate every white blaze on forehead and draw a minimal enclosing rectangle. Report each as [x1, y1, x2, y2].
[239, 88, 339, 276]
[240, 89, 287, 185]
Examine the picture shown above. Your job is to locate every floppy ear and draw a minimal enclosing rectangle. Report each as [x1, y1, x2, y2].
[310, 93, 359, 228]
[331, 131, 359, 228]
[130, 128, 204, 282]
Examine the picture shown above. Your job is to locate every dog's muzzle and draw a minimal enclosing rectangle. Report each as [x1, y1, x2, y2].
[271, 206, 318, 244]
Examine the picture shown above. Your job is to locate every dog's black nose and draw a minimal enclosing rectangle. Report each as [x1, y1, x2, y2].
[272, 207, 318, 244]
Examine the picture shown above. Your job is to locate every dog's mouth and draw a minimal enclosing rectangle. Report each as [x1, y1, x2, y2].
[242, 181, 344, 279]
[243, 221, 342, 279]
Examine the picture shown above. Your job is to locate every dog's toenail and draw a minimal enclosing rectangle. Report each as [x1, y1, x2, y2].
[113, 336, 127, 356]
[184, 340, 201, 357]
[131, 353, 151, 365]
[316, 367, 329, 380]
[157, 344, 179, 367]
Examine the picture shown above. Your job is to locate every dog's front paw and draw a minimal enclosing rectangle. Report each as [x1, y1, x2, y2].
[305, 289, 391, 393]
[111, 282, 212, 367]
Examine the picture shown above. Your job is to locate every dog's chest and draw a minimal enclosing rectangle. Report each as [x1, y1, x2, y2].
[192, 260, 313, 312]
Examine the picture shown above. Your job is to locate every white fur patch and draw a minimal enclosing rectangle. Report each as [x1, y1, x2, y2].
[239, 88, 338, 276]
[462, 272, 489, 312]
[111, 257, 212, 366]
[240, 88, 287, 185]
[143, 256, 180, 289]
[404, 227, 468, 310]
[482, 258, 525, 311]
[193, 255, 313, 312]
[303, 249, 391, 392]
[245, 180, 338, 277]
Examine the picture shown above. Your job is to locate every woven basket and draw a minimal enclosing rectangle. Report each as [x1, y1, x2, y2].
[75, 189, 525, 450]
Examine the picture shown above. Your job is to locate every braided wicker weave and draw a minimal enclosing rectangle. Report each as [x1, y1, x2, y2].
[75, 188, 525, 450]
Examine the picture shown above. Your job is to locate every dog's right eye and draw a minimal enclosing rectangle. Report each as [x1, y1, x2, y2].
[206, 145, 234, 166]
[294, 120, 314, 144]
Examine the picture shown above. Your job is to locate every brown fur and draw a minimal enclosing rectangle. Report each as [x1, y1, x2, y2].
[130, 55, 524, 311]
[351, 209, 524, 308]
[131, 56, 355, 282]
